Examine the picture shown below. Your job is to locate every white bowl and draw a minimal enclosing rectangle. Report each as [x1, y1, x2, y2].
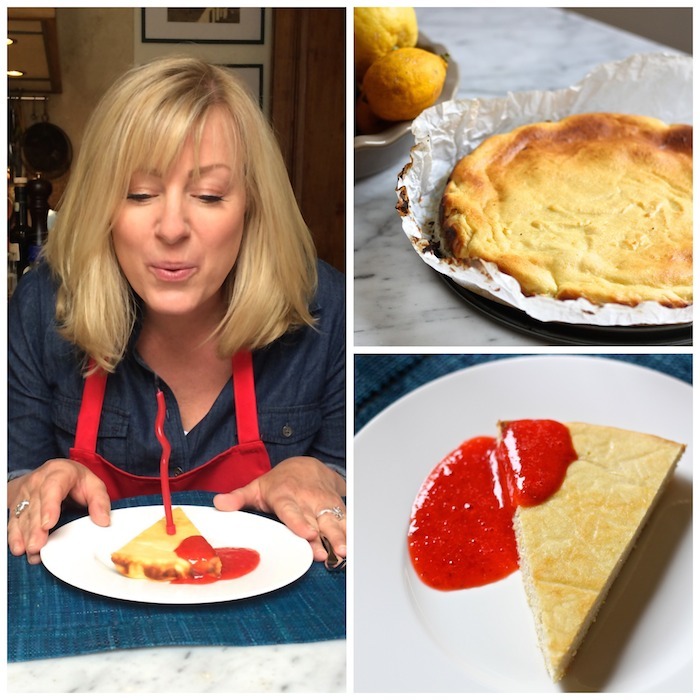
[354, 33, 460, 181]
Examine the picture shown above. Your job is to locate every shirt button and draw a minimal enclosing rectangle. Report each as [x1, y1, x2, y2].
[173, 467, 184, 476]
[282, 424, 293, 438]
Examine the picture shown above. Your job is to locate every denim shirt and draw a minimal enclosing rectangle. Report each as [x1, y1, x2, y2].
[8, 260, 346, 482]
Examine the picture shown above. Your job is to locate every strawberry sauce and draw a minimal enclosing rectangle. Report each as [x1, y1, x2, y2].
[216, 547, 261, 579]
[408, 419, 576, 591]
[173, 535, 260, 585]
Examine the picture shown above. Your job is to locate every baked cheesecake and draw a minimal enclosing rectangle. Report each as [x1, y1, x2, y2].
[511, 422, 685, 681]
[441, 113, 692, 308]
[111, 507, 222, 581]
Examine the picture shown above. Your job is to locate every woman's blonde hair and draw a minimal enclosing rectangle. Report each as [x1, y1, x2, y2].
[45, 56, 317, 373]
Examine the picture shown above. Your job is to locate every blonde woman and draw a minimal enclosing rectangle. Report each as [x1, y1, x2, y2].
[8, 57, 346, 566]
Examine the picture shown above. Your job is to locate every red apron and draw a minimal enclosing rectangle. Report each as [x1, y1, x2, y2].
[69, 351, 271, 500]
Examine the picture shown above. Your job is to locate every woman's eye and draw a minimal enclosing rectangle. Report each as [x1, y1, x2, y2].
[196, 194, 225, 204]
[126, 193, 154, 202]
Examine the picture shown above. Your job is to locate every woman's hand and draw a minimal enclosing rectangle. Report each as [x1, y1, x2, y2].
[7, 459, 111, 565]
[213, 457, 346, 563]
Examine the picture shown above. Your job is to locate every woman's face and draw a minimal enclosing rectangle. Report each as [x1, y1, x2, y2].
[111, 107, 246, 321]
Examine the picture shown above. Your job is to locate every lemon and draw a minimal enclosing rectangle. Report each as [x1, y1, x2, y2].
[362, 47, 448, 122]
[354, 7, 418, 81]
[355, 93, 391, 135]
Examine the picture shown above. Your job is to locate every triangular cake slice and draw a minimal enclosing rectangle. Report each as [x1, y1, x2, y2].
[511, 422, 685, 681]
[111, 507, 222, 581]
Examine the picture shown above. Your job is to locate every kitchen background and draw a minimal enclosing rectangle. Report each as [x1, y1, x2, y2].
[7, 7, 346, 273]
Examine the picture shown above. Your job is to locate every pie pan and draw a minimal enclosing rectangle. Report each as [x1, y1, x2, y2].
[396, 53, 693, 330]
[439, 274, 691, 346]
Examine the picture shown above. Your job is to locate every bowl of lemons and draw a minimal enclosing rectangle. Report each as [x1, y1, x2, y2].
[354, 8, 459, 181]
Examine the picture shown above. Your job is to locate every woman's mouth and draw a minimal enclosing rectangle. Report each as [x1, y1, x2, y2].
[150, 264, 196, 282]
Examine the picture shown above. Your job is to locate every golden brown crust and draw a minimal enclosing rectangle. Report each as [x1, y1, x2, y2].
[441, 113, 692, 307]
[513, 422, 685, 681]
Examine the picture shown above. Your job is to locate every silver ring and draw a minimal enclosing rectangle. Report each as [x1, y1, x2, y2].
[316, 506, 345, 521]
[14, 499, 30, 518]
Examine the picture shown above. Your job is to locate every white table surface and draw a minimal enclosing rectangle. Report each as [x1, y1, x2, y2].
[8, 639, 346, 693]
[354, 7, 684, 347]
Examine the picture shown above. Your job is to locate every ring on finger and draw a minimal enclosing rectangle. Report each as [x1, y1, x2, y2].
[14, 500, 30, 518]
[316, 505, 345, 521]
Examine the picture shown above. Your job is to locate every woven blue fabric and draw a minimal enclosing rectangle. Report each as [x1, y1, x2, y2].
[355, 354, 692, 432]
[8, 491, 345, 661]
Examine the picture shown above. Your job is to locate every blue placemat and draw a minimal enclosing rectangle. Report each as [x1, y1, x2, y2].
[8, 491, 345, 662]
[355, 354, 692, 433]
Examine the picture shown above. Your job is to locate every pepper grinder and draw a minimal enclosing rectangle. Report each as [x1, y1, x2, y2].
[26, 173, 52, 268]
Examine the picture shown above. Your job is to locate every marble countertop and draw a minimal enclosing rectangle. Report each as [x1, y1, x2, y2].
[8, 639, 346, 693]
[354, 7, 685, 347]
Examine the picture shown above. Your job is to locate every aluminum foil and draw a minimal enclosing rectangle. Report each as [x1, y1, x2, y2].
[396, 53, 692, 326]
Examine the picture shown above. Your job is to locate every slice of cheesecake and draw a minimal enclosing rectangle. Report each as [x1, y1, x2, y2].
[511, 422, 685, 681]
[111, 506, 222, 581]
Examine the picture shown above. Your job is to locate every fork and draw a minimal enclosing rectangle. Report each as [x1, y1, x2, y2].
[321, 534, 346, 572]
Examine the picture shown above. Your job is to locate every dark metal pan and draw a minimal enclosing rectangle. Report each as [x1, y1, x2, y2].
[22, 118, 72, 179]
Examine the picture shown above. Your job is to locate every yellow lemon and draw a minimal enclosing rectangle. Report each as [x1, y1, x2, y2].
[355, 93, 392, 135]
[354, 7, 418, 81]
[362, 47, 448, 122]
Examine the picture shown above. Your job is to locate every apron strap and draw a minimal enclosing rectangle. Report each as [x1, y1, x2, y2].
[74, 352, 261, 452]
[73, 359, 108, 452]
[232, 350, 262, 444]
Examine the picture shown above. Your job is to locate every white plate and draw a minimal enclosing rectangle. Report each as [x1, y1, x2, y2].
[354, 355, 692, 692]
[41, 505, 313, 605]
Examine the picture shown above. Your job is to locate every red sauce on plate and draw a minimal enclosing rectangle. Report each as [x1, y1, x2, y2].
[172, 535, 261, 585]
[408, 419, 576, 591]
[174, 535, 218, 577]
[216, 547, 261, 580]
[497, 419, 577, 507]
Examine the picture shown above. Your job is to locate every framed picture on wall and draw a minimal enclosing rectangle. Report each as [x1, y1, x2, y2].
[142, 8, 265, 44]
[226, 64, 264, 107]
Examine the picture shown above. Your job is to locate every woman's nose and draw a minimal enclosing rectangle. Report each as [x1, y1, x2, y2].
[157, 194, 190, 243]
